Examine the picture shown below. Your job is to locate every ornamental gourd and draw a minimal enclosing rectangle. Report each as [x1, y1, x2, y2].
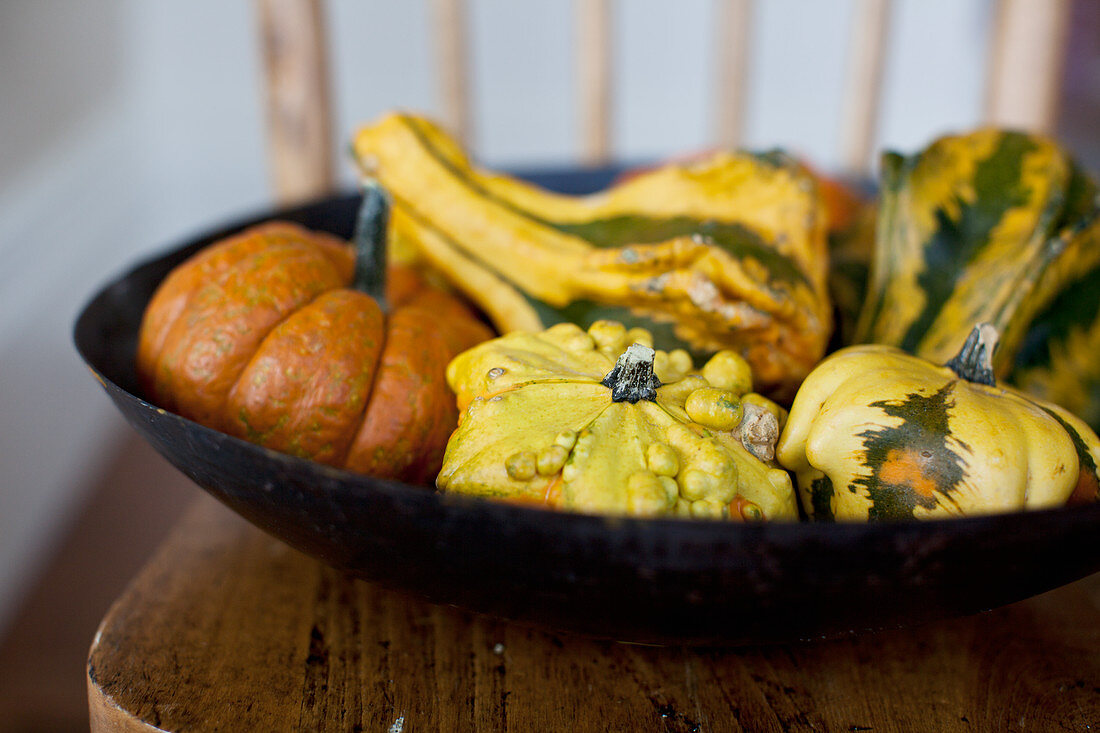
[853, 128, 1100, 428]
[351, 112, 833, 401]
[776, 324, 1100, 521]
[439, 320, 799, 521]
[136, 182, 493, 483]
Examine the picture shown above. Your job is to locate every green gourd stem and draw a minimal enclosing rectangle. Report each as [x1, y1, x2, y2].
[945, 323, 999, 386]
[601, 343, 662, 403]
[353, 179, 390, 312]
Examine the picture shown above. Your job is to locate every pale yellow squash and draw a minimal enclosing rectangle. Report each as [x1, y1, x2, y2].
[777, 324, 1100, 521]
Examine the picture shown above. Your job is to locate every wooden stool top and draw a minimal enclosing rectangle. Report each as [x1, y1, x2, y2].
[88, 493, 1100, 731]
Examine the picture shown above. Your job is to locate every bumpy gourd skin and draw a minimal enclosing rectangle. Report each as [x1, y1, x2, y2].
[439, 320, 798, 521]
[353, 112, 832, 401]
[776, 335, 1100, 521]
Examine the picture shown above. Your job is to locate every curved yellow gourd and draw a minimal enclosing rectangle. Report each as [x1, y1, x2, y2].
[777, 324, 1100, 521]
[439, 321, 798, 521]
[353, 112, 832, 400]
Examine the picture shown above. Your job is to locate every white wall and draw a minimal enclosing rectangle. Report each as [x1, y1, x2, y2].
[0, 0, 270, 631]
[0, 0, 997, 629]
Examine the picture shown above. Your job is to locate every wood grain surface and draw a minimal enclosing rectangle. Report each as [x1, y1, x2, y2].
[88, 493, 1100, 732]
[257, 0, 335, 205]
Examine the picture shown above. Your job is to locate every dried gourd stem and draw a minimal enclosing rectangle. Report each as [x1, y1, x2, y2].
[353, 180, 390, 312]
[738, 403, 778, 461]
[945, 322, 999, 386]
[601, 343, 662, 403]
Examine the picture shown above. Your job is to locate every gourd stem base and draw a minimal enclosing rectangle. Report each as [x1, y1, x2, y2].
[353, 180, 390, 311]
[945, 323, 998, 386]
[601, 343, 662, 403]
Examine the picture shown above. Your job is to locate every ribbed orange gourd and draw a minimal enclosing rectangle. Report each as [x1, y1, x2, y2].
[136, 183, 493, 483]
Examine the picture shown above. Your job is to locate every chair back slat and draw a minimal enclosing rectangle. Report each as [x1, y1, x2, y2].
[577, 0, 613, 165]
[255, 0, 1076, 197]
[985, 0, 1072, 133]
[432, 0, 472, 146]
[713, 0, 755, 150]
[839, 0, 892, 175]
[257, 0, 335, 205]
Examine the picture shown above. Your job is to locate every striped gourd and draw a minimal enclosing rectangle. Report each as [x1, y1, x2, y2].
[352, 113, 833, 401]
[1010, 257, 1100, 427]
[777, 324, 1100, 521]
[854, 128, 1100, 427]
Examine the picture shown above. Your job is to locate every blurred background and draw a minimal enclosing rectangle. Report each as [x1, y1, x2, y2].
[0, 0, 1097, 729]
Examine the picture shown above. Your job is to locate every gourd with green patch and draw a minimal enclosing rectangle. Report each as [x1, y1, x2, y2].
[853, 128, 1100, 428]
[351, 112, 833, 401]
[777, 324, 1100, 521]
[439, 320, 798, 521]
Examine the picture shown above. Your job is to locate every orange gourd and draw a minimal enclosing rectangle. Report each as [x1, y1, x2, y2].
[136, 182, 493, 483]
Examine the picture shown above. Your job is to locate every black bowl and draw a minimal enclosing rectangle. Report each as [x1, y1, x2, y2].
[74, 169, 1100, 646]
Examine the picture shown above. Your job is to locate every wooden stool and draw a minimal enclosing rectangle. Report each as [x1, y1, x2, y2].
[88, 493, 1100, 731]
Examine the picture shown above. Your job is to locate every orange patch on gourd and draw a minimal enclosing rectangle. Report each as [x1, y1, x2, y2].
[729, 495, 763, 520]
[877, 447, 941, 499]
[1066, 469, 1100, 507]
[543, 475, 564, 507]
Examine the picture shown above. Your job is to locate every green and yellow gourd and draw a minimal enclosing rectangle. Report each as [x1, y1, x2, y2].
[1010, 258, 1100, 428]
[853, 128, 1100, 427]
[439, 320, 798, 521]
[351, 113, 833, 401]
[777, 324, 1100, 521]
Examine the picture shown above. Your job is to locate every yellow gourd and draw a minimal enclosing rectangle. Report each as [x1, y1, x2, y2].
[352, 112, 833, 401]
[439, 321, 798, 521]
[776, 324, 1100, 520]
